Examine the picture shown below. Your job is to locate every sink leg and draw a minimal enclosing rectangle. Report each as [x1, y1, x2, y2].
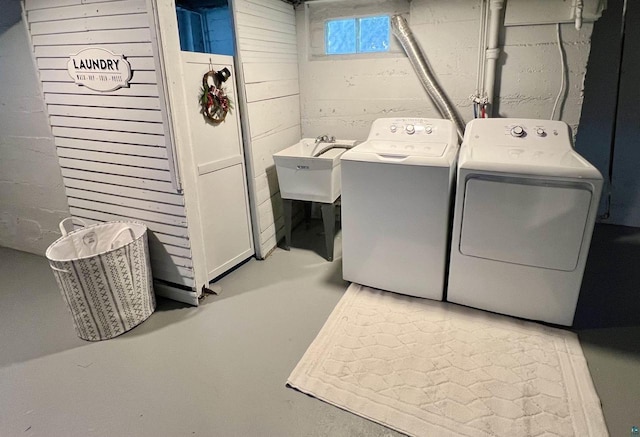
[283, 198, 292, 251]
[321, 202, 335, 262]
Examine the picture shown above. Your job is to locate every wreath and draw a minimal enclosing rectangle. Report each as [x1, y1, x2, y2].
[199, 68, 233, 124]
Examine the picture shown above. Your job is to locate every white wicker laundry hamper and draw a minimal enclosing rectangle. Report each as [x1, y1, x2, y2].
[46, 219, 156, 341]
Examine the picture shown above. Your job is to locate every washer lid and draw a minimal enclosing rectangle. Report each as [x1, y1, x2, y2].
[352, 140, 449, 157]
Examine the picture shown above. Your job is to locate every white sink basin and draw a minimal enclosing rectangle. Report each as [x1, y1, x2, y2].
[274, 138, 357, 203]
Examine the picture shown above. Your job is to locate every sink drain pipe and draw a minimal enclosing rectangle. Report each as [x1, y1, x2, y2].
[483, 0, 505, 117]
[391, 15, 465, 142]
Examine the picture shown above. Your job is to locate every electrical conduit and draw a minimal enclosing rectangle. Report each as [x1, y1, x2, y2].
[391, 15, 465, 142]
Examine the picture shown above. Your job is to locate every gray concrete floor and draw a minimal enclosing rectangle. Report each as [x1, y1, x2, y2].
[0, 222, 639, 437]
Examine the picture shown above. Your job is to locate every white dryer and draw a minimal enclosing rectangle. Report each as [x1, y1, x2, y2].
[447, 118, 602, 326]
[341, 118, 459, 300]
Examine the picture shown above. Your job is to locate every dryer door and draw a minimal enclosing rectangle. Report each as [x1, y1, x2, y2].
[459, 176, 593, 271]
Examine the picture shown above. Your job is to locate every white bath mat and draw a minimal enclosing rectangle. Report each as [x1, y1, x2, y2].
[288, 284, 608, 437]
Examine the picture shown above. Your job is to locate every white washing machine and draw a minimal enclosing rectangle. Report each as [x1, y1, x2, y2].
[341, 118, 459, 300]
[447, 118, 603, 326]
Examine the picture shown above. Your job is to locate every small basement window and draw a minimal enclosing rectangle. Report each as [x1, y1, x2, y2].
[306, 0, 409, 60]
[325, 16, 390, 55]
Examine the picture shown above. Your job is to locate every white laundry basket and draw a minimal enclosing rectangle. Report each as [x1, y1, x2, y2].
[46, 218, 156, 341]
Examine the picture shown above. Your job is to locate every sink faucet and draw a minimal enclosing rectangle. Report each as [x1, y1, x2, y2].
[315, 134, 336, 145]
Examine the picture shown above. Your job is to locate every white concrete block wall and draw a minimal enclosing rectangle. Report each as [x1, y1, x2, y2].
[0, 2, 69, 255]
[499, 23, 593, 130]
[297, 0, 594, 140]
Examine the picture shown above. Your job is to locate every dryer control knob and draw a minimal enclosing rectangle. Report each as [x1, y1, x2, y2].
[405, 124, 415, 135]
[510, 126, 525, 137]
[535, 128, 546, 137]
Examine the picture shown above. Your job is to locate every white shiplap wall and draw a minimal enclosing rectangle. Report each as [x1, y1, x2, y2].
[232, 0, 301, 258]
[23, 0, 193, 288]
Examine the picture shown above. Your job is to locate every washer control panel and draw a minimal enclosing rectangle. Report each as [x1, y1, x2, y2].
[507, 124, 550, 138]
[510, 125, 525, 137]
[535, 127, 547, 137]
[501, 122, 561, 141]
[367, 117, 456, 144]
[387, 122, 429, 136]
[466, 118, 572, 150]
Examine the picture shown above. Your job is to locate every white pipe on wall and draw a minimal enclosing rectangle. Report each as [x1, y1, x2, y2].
[574, 0, 585, 30]
[475, 0, 488, 98]
[484, 0, 505, 117]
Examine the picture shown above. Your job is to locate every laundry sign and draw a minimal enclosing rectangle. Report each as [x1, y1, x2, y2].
[67, 47, 132, 92]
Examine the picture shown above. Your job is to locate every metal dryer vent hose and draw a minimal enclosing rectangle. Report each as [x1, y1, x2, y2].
[391, 15, 465, 142]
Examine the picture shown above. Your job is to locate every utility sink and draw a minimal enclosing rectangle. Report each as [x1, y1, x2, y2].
[273, 138, 357, 203]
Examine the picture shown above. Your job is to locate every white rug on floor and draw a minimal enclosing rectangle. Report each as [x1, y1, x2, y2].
[287, 284, 608, 437]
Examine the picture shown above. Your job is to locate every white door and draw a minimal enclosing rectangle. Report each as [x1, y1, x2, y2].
[180, 51, 253, 280]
